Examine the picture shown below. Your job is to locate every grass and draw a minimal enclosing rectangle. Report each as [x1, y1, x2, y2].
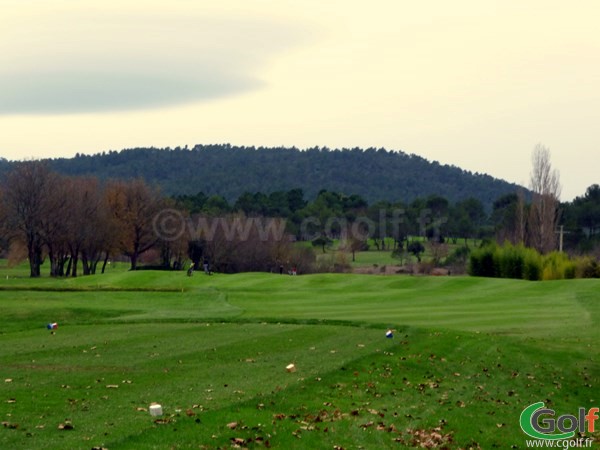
[0, 265, 599, 449]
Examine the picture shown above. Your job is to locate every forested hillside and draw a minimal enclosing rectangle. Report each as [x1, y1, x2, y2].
[0, 145, 523, 209]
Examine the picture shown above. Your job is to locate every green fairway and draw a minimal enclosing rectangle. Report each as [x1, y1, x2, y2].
[0, 269, 598, 449]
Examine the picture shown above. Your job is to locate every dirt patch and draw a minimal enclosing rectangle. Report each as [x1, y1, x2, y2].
[353, 265, 450, 276]
[353, 265, 412, 275]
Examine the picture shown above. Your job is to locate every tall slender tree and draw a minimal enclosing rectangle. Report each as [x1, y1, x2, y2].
[528, 144, 561, 253]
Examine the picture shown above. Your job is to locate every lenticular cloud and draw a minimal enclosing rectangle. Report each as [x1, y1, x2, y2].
[0, 70, 259, 114]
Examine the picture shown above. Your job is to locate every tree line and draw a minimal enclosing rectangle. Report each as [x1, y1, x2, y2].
[0, 144, 522, 210]
[1, 158, 598, 278]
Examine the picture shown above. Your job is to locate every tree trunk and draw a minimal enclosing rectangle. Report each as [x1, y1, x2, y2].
[130, 253, 138, 271]
[90, 258, 99, 274]
[101, 253, 110, 274]
[71, 255, 79, 277]
[81, 252, 92, 275]
[28, 244, 42, 278]
[48, 248, 59, 277]
[65, 257, 72, 277]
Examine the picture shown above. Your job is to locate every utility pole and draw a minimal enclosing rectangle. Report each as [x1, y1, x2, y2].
[555, 225, 568, 252]
[559, 225, 563, 253]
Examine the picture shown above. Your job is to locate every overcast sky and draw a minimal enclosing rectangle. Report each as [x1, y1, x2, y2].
[1, 0, 598, 200]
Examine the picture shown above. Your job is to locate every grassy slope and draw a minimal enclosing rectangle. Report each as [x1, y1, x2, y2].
[0, 269, 598, 449]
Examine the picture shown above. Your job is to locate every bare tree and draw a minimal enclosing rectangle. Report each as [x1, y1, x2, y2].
[1, 162, 57, 277]
[105, 179, 162, 270]
[39, 174, 70, 277]
[64, 177, 117, 276]
[528, 144, 561, 253]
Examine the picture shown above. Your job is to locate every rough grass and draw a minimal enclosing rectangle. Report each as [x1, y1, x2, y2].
[0, 267, 598, 449]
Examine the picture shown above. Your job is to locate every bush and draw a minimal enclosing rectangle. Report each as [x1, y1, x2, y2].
[469, 243, 497, 277]
[445, 246, 470, 274]
[467, 242, 597, 281]
[575, 256, 600, 278]
[287, 245, 317, 274]
[470, 242, 541, 280]
[315, 251, 351, 273]
[447, 245, 470, 264]
[523, 249, 542, 281]
[542, 252, 575, 280]
[496, 243, 525, 279]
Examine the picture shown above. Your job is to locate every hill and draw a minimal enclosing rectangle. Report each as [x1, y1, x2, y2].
[0, 145, 523, 208]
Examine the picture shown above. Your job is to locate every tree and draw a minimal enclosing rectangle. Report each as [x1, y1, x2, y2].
[367, 201, 392, 251]
[492, 193, 518, 243]
[1, 162, 58, 277]
[39, 175, 70, 277]
[67, 177, 118, 276]
[447, 198, 486, 246]
[407, 241, 425, 262]
[528, 144, 561, 253]
[105, 179, 163, 270]
[574, 184, 600, 237]
[312, 235, 333, 253]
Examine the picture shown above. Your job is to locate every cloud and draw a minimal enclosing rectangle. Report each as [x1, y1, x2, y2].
[0, 70, 261, 114]
[0, 5, 307, 114]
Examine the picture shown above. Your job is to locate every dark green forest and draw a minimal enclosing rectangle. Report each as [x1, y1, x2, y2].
[0, 145, 522, 210]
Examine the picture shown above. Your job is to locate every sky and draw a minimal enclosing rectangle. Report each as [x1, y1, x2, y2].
[1, 0, 599, 201]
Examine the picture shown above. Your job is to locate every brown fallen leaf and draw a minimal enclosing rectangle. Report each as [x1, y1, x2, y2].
[58, 421, 74, 430]
[227, 421, 238, 429]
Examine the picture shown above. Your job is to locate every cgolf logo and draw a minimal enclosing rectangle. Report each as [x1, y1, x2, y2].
[520, 402, 598, 440]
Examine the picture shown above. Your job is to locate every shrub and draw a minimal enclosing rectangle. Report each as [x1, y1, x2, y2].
[288, 245, 317, 274]
[445, 246, 470, 274]
[447, 245, 470, 264]
[469, 243, 497, 277]
[523, 249, 542, 281]
[575, 256, 600, 278]
[496, 243, 525, 279]
[541, 252, 578, 280]
[315, 251, 351, 273]
[468, 242, 595, 281]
